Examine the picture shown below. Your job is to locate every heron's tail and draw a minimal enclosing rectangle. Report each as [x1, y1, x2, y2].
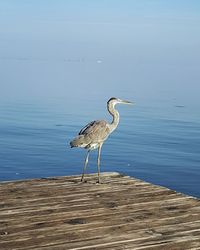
[70, 135, 86, 148]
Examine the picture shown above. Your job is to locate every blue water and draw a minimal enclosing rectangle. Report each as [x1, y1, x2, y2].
[0, 97, 200, 198]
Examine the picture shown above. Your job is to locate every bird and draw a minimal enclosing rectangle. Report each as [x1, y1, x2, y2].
[70, 97, 133, 183]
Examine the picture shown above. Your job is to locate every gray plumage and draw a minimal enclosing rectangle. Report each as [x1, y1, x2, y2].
[70, 97, 133, 183]
[70, 120, 110, 150]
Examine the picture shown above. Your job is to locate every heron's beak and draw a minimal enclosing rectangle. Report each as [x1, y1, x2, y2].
[120, 99, 134, 105]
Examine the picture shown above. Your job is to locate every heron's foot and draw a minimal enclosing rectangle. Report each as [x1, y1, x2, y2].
[96, 179, 101, 184]
[81, 178, 87, 183]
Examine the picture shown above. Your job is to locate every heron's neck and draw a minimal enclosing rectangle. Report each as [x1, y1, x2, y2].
[107, 103, 119, 131]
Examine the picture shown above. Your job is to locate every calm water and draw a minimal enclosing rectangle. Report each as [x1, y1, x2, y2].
[0, 97, 200, 198]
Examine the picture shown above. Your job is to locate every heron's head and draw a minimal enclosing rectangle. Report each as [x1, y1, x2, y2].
[107, 97, 133, 107]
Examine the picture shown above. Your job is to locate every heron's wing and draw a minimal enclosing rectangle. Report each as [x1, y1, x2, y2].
[79, 120, 110, 141]
[79, 121, 97, 135]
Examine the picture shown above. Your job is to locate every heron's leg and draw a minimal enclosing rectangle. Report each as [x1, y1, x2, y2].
[81, 150, 90, 182]
[97, 144, 103, 183]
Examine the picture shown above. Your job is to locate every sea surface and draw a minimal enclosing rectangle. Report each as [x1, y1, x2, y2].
[0, 96, 200, 198]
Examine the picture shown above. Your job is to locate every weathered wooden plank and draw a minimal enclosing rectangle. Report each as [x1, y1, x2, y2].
[0, 172, 200, 250]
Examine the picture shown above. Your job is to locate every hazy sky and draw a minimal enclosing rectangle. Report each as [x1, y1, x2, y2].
[0, 0, 200, 106]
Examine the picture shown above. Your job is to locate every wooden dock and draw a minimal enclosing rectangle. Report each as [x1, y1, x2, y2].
[0, 172, 200, 250]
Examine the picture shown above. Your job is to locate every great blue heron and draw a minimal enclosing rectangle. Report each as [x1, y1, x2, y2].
[70, 97, 133, 183]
